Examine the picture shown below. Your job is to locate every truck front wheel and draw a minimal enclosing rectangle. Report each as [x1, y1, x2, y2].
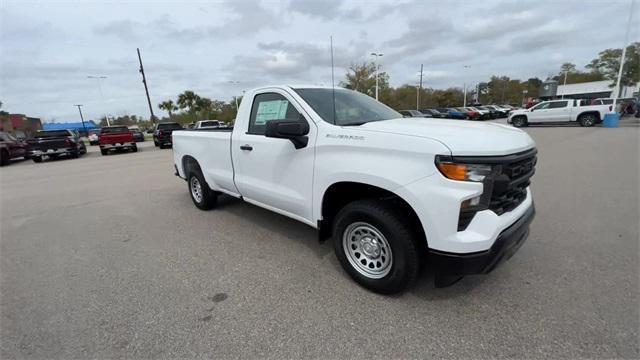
[332, 200, 420, 294]
[188, 171, 217, 210]
[511, 116, 528, 127]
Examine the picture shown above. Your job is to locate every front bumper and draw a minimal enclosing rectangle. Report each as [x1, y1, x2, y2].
[429, 204, 534, 276]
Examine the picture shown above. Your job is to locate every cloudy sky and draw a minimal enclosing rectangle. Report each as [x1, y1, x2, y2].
[1, 0, 637, 122]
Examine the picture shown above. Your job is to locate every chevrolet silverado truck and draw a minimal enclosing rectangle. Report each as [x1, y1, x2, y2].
[172, 86, 537, 294]
[27, 129, 86, 162]
[99, 126, 137, 155]
[508, 99, 610, 127]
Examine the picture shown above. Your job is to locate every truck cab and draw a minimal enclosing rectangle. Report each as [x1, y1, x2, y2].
[172, 85, 537, 293]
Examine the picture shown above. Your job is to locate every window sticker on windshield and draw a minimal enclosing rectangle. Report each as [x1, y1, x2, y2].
[255, 100, 289, 125]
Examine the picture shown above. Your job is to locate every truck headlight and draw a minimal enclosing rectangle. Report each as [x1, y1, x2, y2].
[435, 159, 493, 182]
[435, 156, 501, 231]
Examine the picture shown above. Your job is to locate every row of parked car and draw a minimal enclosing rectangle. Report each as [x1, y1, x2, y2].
[0, 120, 231, 166]
[399, 104, 518, 120]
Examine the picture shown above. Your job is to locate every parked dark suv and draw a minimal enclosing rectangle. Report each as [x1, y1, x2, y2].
[153, 122, 183, 149]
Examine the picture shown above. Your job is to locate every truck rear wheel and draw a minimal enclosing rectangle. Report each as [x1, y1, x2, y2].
[32, 156, 42, 163]
[0, 149, 9, 166]
[332, 200, 420, 294]
[188, 171, 217, 210]
[100, 149, 108, 156]
[579, 113, 597, 127]
[131, 144, 138, 152]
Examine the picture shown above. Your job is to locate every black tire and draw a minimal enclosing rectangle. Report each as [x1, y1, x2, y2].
[332, 200, 420, 294]
[187, 170, 217, 210]
[0, 149, 9, 166]
[159, 143, 165, 149]
[511, 116, 528, 127]
[100, 149, 108, 156]
[32, 156, 42, 163]
[131, 144, 138, 152]
[154, 139, 159, 147]
[80, 143, 87, 154]
[579, 113, 597, 127]
[70, 150, 79, 159]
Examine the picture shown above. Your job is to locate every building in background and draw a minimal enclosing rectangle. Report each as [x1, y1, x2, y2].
[42, 121, 98, 136]
[540, 80, 639, 100]
[0, 114, 43, 139]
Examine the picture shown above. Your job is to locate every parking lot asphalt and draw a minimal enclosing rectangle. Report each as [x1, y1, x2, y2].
[1, 122, 639, 359]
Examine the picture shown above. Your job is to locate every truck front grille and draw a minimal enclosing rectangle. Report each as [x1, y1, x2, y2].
[488, 150, 537, 215]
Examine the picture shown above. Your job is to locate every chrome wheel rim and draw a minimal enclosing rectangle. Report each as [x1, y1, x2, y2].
[190, 176, 203, 203]
[343, 222, 392, 279]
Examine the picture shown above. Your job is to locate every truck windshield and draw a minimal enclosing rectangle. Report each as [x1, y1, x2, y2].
[294, 88, 401, 126]
[101, 127, 130, 133]
[35, 130, 70, 137]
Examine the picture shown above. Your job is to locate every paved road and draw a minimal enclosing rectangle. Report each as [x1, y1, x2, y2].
[1, 124, 638, 359]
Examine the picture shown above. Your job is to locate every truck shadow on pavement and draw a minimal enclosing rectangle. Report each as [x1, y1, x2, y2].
[210, 194, 487, 298]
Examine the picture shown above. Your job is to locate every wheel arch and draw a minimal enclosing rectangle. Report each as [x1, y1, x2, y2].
[578, 111, 601, 121]
[318, 181, 427, 250]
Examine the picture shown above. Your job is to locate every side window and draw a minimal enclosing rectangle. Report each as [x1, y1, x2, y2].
[533, 102, 551, 110]
[248, 93, 302, 135]
[549, 101, 568, 109]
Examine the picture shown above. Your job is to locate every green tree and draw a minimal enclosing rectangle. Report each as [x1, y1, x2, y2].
[586, 42, 640, 91]
[158, 100, 177, 118]
[177, 90, 201, 120]
[341, 62, 390, 97]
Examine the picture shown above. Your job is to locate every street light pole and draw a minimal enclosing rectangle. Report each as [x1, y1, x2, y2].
[371, 52, 384, 101]
[612, 0, 635, 112]
[417, 64, 424, 110]
[462, 65, 471, 106]
[74, 104, 87, 135]
[561, 71, 568, 99]
[87, 75, 109, 125]
[228, 81, 241, 111]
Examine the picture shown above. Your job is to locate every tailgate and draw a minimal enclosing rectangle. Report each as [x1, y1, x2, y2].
[29, 138, 68, 151]
[100, 133, 133, 144]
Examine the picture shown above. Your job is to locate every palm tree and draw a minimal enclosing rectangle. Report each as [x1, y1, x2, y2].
[158, 100, 177, 118]
[177, 91, 202, 121]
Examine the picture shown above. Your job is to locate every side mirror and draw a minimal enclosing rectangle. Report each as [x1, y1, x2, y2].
[265, 119, 310, 149]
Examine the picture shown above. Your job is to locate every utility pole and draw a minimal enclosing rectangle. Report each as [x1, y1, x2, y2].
[74, 104, 87, 135]
[417, 64, 423, 110]
[137, 48, 156, 123]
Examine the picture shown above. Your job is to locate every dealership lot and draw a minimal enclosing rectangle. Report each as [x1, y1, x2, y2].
[1, 123, 638, 358]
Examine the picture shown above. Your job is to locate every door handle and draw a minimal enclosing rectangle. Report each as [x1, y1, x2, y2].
[240, 144, 253, 151]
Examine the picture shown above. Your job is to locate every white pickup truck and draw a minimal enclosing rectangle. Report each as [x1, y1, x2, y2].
[508, 99, 611, 127]
[173, 85, 537, 293]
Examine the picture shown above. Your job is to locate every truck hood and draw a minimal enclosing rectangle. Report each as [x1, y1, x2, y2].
[357, 118, 535, 156]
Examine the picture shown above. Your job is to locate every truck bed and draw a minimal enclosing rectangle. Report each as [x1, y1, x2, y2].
[172, 130, 238, 196]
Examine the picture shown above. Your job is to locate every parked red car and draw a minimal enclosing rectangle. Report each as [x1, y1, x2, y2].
[0, 131, 29, 166]
[98, 126, 137, 155]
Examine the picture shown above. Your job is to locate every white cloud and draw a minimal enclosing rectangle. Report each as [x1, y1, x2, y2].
[0, 0, 634, 121]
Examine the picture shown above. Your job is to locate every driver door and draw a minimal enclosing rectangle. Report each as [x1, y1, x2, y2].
[528, 102, 551, 122]
[232, 90, 317, 224]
